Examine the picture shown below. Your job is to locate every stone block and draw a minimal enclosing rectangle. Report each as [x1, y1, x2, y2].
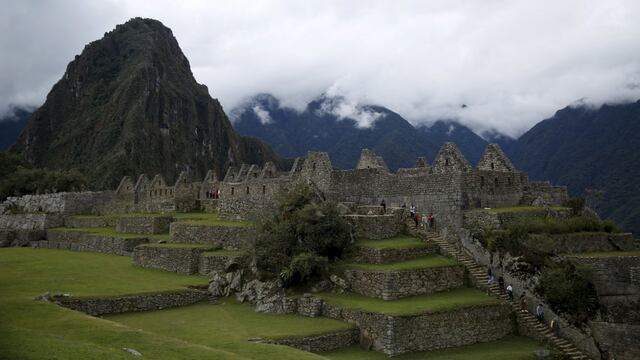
[115, 216, 173, 234]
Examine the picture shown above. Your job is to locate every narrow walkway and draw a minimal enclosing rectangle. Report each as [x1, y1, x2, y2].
[405, 222, 590, 360]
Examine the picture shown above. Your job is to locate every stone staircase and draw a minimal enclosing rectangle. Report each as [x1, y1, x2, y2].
[406, 223, 591, 360]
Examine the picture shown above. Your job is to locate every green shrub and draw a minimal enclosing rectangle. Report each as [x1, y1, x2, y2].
[253, 182, 352, 287]
[536, 260, 599, 323]
[563, 197, 585, 216]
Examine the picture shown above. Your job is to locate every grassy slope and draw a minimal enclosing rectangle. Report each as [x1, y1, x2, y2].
[50, 227, 171, 241]
[356, 236, 427, 249]
[322, 336, 545, 360]
[345, 255, 458, 271]
[107, 300, 354, 359]
[317, 288, 501, 315]
[0, 248, 336, 360]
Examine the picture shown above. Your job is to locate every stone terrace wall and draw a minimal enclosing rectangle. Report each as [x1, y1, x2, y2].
[343, 214, 404, 240]
[526, 233, 640, 255]
[0, 214, 64, 230]
[40, 230, 149, 256]
[463, 207, 572, 229]
[352, 243, 439, 264]
[52, 289, 208, 316]
[345, 266, 465, 300]
[198, 253, 248, 275]
[590, 321, 640, 360]
[115, 216, 173, 234]
[133, 245, 217, 274]
[65, 216, 115, 228]
[571, 255, 640, 324]
[169, 223, 255, 250]
[269, 328, 360, 352]
[320, 301, 513, 356]
[1, 192, 102, 215]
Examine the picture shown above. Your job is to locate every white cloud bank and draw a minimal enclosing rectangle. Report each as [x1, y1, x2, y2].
[1, 0, 640, 136]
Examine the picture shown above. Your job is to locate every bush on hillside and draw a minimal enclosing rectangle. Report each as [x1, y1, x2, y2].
[536, 260, 600, 323]
[253, 182, 352, 287]
[0, 153, 87, 201]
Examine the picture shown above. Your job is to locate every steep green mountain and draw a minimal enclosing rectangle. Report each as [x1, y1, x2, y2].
[0, 106, 33, 150]
[507, 101, 640, 235]
[232, 94, 488, 170]
[11, 18, 284, 189]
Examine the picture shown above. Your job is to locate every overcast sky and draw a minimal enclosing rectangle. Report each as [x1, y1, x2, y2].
[1, 0, 640, 137]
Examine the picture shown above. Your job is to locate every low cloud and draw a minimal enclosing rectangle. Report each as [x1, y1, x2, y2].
[316, 94, 385, 128]
[251, 105, 272, 125]
[1, 1, 640, 137]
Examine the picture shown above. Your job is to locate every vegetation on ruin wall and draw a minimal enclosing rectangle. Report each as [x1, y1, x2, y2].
[253, 182, 352, 287]
[0, 248, 339, 360]
[0, 152, 86, 201]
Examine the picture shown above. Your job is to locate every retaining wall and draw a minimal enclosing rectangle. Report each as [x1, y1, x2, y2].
[345, 265, 465, 300]
[169, 223, 255, 250]
[198, 253, 248, 275]
[0, 213, 64, 230]
[269, 328, 360, 352]
[352, 243, 439, 264]
[343, 214, 404, 240]
[525, 233, 640, 254]
[133, 244, 217, 274]
[65, 216, 115, 228]
[39, 230, 149, 256]
[52, 289, 208, 316]
[115, 216, 173, 234]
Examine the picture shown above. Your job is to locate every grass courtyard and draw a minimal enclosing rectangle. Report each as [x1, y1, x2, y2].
[345, 255, 459, 272]
[355, 236, 428, 249]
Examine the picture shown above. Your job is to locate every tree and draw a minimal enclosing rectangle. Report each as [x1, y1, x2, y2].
[252, 182, 352, 287]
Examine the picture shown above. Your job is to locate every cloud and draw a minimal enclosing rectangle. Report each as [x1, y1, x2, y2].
[251, 105, 272, 125]
[1, 1, 640, 137]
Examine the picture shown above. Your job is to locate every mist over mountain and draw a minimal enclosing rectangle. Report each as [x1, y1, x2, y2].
[10, 18, 284, 189]
[0, 106, 34, 151]
[232, 94, 488, 170]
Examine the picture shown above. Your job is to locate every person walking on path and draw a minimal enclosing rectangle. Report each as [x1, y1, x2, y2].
[551, 318, 560, 336]
[414, 212, 421, 228]
[506, 284, 514, 301]
[380, 199, 386, 213]
[487, 274, 494, 295]
[410, 205, 416, 219]
[421, 213, 428, 229]
[536, 304, 545, 323]
[519, 294, 528, 312]
[427, 212, 435, 230]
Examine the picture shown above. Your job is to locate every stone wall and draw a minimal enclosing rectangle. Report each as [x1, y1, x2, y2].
[570, 255, 640, 324]
[352, 243, 439, 264]
[200, 199, 218, 213]
[522, 181, 569, 206]
[40, 230, 149, 256]
[52, 289, 208, 316]
[463, 207, 572, 229]
[198, 253, 249, 275]
[115, 216, 173, 234]
[133, 245, 217, 274]
[320, 301, 513, 356]
[525, 233, 640, 255]
[1, 192, 102, 215]
[590, 321, 640, 360]
[345, 265, 465, 300]
[65, 216, 115, 228]
[268, 328, 360, 352]
[0, 229, 45, 247]
[343, 213, 404, 240]
[217, 177, 290, 220]
[169, 223, 255, 250]
[0, 214, 64, 230]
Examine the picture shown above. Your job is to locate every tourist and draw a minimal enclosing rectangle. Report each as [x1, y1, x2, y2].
[414, 212, 421, 228]
[551, 318, 560, 336]
[427, 212, 435, 230]
[421, 213, 428, 229]
[506, 284, 513, 301]
[380, 199, 386, 213]
[410, 204, 416, 219]
[519, 294, 528, 312]
[487, 274, 494, 295]
[536, 304, 545, 322]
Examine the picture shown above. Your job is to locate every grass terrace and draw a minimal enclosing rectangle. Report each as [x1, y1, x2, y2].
[138, 243, 217, 249]
[322, 335, 549, 360]
[49, 226, 171, 241]
[467, 205, 570, 214]
[356, 236, 427, 249]
[0, 248, 343, 360]
[345, 255, 459, 272]
[316, 288, 501, 316]
[571, 250, 640, 258]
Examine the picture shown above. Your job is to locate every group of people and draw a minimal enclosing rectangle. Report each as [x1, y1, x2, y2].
[379, 200, 436, 230]
[488, 268, 560, 336]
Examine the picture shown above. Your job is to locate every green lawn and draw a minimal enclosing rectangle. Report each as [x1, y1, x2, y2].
[322, 336, 548, 360]
[571, 250, 640, 257]
[49, 227, 171, 241]
[467, 206, 569, 214]
[106, 300, 354, 358]
[346, 255, 458, 272]
[356, 236, 427, 249]
[316, 288, 501, 315]
[0, 248, 329, 360]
